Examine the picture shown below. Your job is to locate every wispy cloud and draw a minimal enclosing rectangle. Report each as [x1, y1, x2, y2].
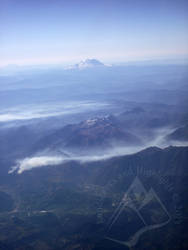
[0, 101, 109, 123]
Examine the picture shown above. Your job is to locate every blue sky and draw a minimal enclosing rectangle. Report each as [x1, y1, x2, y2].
[0, 0, 188, 66]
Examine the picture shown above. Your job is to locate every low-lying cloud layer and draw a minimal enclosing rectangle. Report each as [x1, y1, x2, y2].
[0, 101, 109, 123]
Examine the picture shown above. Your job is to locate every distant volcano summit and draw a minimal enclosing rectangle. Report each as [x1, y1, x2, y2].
[76, 59, 104, 68]
[68, 58, 106, 69]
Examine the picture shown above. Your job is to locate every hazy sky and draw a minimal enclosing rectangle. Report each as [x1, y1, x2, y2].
[1, 0, 188, 66]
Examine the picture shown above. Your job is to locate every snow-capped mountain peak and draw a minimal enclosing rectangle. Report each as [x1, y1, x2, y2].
[66, 58, 108, 70]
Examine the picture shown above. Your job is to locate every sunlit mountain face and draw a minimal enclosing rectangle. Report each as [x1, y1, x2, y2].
[0, 59, 188, 249]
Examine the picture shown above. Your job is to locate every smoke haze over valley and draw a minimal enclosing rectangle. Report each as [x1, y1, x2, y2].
[1, 60, 188, 174]
[1, 57, 188, 250]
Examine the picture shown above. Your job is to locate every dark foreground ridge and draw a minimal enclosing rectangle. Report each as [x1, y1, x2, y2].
[0, 146, 187, 249]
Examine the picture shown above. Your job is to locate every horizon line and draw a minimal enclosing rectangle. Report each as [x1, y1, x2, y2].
[1, 55, 188, 69]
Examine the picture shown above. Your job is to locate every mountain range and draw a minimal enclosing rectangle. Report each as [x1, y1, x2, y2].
[0, 145, 187, 249]
[34, 115, 141, 154]
[0, 62, 188, 250]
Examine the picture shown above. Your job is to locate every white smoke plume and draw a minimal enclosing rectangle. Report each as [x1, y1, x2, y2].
[8, 126, 188, 175]
[9, 145, 144, 174]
